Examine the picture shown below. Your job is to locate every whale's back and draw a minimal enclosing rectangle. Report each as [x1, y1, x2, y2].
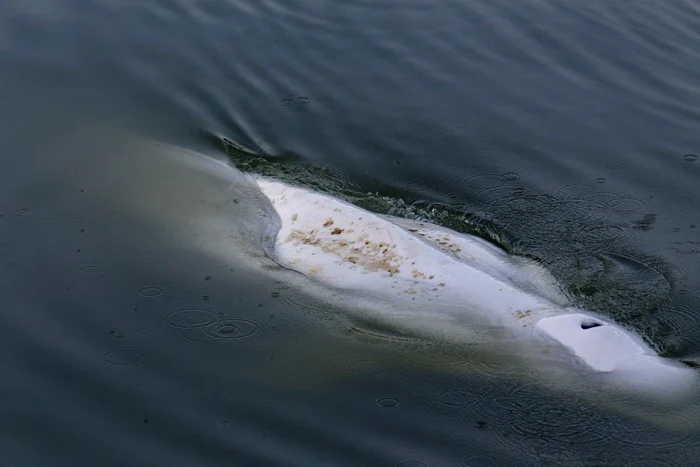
[254, 177, 698, 400]
[255, 177, 553, 328]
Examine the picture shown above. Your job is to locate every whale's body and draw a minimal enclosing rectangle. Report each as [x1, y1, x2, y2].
[22, 124, 698, 436]
[255, 177, 698, 399]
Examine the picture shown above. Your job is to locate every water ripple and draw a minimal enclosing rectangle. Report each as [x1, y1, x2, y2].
[158, 308, 263, 343]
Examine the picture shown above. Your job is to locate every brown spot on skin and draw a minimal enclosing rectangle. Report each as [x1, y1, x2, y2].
[428, 275, 434, 279]
[516, 310, 533, 320]
[323, 219, 334, 227]
[286, 223, 403, 276]
[438, 283, 445, 287]
[291, 213, 298, 222]
[408, 228, 418, 232]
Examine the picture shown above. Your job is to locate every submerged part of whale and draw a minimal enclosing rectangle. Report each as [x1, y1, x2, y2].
[255, 176, 698, 398]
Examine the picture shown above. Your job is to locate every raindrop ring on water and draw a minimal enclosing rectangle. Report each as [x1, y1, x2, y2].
[439, 124, 464, 134]
[74, 360, 95, 370]
[79, 265, 104, 275]
[401, 178, 439, 193]
[375, 397, 401, 408]
[498, 172, 520, 182]
[158, 308, 218, 329]
[159, 308, 263, 343]
[136, 286, 166, 298]
[473, 140, 502, 151]
[99, 349, 146, 366]
[603, 161, 629, 171]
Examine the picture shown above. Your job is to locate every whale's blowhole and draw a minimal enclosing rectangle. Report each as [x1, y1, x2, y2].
[581, 320, 603, 330]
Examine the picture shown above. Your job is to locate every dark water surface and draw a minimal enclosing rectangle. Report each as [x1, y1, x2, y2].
[2, 0, 700, 465]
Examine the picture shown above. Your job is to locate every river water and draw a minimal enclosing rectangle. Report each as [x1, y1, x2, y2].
[1, 0, 700, 465]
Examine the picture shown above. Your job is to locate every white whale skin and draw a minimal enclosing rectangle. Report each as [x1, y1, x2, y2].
[254, 177, 698, 398]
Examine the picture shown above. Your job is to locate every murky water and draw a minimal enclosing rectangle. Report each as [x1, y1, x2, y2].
[1, 0, 700, 465]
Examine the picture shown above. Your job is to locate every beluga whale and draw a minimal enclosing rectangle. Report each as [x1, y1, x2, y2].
[27, 124, 697, 432]
[252, 176, 698, 401]
[84, 124, 694, 408]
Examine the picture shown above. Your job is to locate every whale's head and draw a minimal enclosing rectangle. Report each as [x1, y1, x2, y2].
[535, 312, 698, 399]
